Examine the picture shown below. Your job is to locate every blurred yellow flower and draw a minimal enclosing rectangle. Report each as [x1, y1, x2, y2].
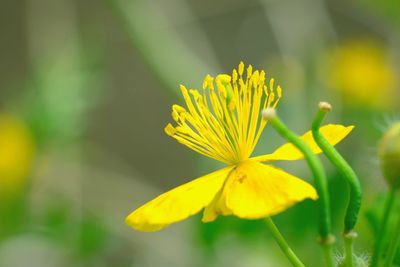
[126, 62, 353, 232]
[329, 40, 397, 108]
[0, 114, 35, 196]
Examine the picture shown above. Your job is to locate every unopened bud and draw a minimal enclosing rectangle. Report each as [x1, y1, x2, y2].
[318, 101, 332, 112]
[262, 108, 276, 120]
[379, 122, 400, 188]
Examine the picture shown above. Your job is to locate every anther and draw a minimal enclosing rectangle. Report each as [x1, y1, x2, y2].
[164, 123, 177, 136]
[247, 65, 253, 79]
[238, 61, 244, 76]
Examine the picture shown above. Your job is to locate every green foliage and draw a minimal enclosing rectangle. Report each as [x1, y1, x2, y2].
[45, 203, 131, 266]
[17, 49, 103, 147]
[360, 0, 400, 27]
[76, 217, 109, 258]
[365, 193, 400, 265]
[41, 201, 72, 242]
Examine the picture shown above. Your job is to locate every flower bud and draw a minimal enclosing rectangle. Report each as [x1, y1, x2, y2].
[379, 122, 400, 188]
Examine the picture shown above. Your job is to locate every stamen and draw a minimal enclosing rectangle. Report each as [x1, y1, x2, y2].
[247, 65, 253, 79]
[167, 62, 283, 164]
[164, 123, 176, 136]
[238, 61, 244, 76]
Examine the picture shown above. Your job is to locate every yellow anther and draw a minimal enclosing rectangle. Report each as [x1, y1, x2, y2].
[172, 110, 179, 121]
[216, 74, 235, 107]
[259, 71, 266, 87]
[247, 65, 253, 79]
[189, 89, 202, 101]
[172, 104, 186, 114]
[209, 77, 214, 90]
[269, 92, 275, 103]
[251, 70, 260, 86]
[172, 104, 186, 121]
[232, 69, 238, 83]
[203, 74, 214, 90]
[269, 78, 275, 92]
[202, 79, 207, 90]
[263, 85, 269, 96]
[164, 123, 176, 136]
[216, 74, 231, 98]
[180, 84, 188, 94]
[277, 85, 282, 98]
[216, 74, 231, 85]
[238, 61, 244, 76]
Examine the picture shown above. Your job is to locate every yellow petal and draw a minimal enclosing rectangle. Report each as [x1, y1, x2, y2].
[224, 161, 317, 219]
[253, 124, 354, 162]
[125, 166, 234, 232]
[202, 186, 233, 223]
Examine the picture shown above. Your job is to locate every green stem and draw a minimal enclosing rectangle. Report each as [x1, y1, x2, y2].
[312, 106, 362, 233]
[265, 217, 305, 267]
[371, 188, 397, 267]
[383, 195, 400, 267]
[265, 111, 334, 267]
[322, 240, 335, 267]
[343, 231, 357, 267]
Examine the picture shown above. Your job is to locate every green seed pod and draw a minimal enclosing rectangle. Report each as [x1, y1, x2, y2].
[379, 122, 400, 189]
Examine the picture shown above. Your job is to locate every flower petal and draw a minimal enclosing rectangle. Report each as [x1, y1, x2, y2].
[253, 124, 354, 162]
[202, 186, 233, 223]
[125, 166, 234, 232]
[223, 161, 317, 219]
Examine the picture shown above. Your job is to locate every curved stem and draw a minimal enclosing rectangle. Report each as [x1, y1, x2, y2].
[265, 217, 305, 267]
[383, 196, 400, 267]
[312, 106, 362, 233]
[265, 111, 334, 267]
[312, 104, 361, 267]
[371, 188, 397, 267]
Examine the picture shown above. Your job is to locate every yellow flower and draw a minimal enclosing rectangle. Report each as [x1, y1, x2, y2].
[0, 114, 35, 196]
[328, 40, 396, 108]
[126, 62, 353, 232]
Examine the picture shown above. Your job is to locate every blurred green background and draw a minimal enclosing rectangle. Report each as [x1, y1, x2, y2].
[0, 0, 399, 266]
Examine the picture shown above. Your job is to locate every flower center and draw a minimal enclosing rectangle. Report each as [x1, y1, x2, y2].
[165, 62, 282, 164]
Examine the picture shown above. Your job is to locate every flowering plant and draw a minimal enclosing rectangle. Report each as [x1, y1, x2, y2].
[125, 62, 400, 267]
